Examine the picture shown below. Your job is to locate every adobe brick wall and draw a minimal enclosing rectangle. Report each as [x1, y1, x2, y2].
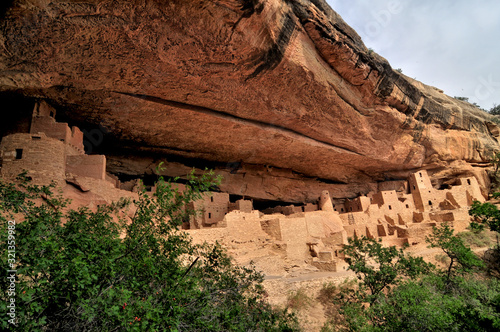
[64, 176, 137, 204]
[33, 100, 56, 118]
[459, 177, 485, 203]
[69, 126, 84, 152]
[66, 155, 106, 180]
[278, 216, 310, 262]
[0, 133, 66, 185]
[260, 218, 282, 240]
[30, 116, 72, 142]
[303, 203, 318, 212]
[234, 199, 253, 212]
[344, 196, 370, 213]
[189, 192, 230, 228]
[319, 190, 334, 212]
[30, 103, 85, 153]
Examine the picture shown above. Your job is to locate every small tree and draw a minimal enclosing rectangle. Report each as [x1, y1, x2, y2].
[469, 197, 500, 276]
[470, 197, 500, 236]
[0, 172, 299, 331]
[426, 222, 485, 284]
[490, 104, 500, 116]
[491, 153, 500, 177]
[342, 236, 432, 304]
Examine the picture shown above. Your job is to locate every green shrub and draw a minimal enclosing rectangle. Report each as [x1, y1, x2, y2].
[323, 225, 500, 332]
[0, 172, 299, 331]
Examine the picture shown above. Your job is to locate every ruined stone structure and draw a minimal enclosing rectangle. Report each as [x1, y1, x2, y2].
[0, 102, 106, 186]
[188, 192, 255, 229]
[0, 102, 137, 211]
[186, 169, 485, 271]
[0, 101, 488, 273]
[0, 132, 67, 185]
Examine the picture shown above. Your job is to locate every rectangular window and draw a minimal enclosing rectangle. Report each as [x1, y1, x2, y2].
[15, 149, 23, 159]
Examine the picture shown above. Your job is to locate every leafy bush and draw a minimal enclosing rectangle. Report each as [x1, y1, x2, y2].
[470, 198, 500, 237]
[0, 172, 299, 331]
[367, 275, 500, 332]
[490, 104, 500, 116]
[426, 223, 485, 283]
[327, 223, 500, 331]
[342, 236, 432, 303]
[319, 280, 358, 332]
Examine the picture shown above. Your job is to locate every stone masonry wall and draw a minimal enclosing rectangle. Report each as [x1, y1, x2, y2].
[66, 155, 106, 180]
[0, 133, 66, 185]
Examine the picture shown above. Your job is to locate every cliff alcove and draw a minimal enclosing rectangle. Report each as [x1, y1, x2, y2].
[0, 0, 498, 202]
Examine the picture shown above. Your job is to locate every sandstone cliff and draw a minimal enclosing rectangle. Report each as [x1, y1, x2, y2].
[1, 0, 498, 203]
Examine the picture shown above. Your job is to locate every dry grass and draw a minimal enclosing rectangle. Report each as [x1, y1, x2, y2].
[457, 229, 495, 248]
[317, 279, 358, 332]
[286, 288, 313, 311]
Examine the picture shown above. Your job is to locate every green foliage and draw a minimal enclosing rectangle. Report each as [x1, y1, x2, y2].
[490, 104, 500, 116]
[394, 68, 403, 73]
[469, 198, 500, 276]
[342, 236, 432, 304]
[367, 275, 500, 332]
[327, 274, 500, 332]
[328, 225, 499, 331]
[454, 96, 470, 102]
[426, 223, 485, 283]
[0, 171, 299, 331]
[469, 199, 500, 237]
[435, 253, 450, 265]
[319, 280, 360, 332]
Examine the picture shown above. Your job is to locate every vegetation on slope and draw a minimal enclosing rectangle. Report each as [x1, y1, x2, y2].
[0, 172, 299, 331]
[322, 213, 500, 331]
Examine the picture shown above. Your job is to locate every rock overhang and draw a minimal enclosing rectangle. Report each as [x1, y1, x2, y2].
[0, 0, 498, 201]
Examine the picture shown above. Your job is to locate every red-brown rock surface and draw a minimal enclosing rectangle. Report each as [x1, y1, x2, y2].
[1, 0, 498, 202]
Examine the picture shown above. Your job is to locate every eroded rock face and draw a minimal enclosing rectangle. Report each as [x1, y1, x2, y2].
[0, 0, 498, 201]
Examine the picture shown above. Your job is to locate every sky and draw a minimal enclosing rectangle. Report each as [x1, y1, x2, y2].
[326, 0, 500, 110]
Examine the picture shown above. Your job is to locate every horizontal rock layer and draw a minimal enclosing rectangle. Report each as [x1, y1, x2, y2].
[0, 0, 498, 201]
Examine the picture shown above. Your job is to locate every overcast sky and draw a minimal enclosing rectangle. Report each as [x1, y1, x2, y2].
[326, 0, 500, 110]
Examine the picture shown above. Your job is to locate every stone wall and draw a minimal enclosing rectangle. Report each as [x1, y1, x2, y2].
[228, 199, 253, 213]
[66, 155, 106, 180]
[189, 192, 230, 228]
[409, 170, 439, 211]
[30, 101, 85, 153]
[0, 133, 66, 185]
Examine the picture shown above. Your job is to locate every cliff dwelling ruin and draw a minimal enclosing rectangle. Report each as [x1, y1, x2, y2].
[0, 101, 487, 272]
